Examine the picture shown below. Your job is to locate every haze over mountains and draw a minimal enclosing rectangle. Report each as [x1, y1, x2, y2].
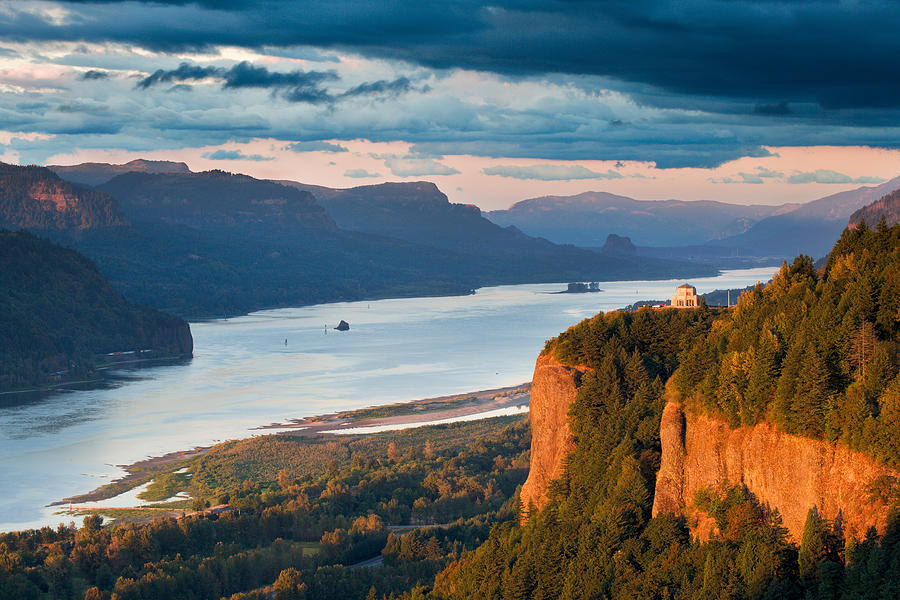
[850, 188, 900, 227]
[4, 160, 713, 319]
[489, 175, 900, 259]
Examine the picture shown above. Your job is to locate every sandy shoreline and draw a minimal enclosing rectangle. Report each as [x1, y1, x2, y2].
[55, 382, 531, 506]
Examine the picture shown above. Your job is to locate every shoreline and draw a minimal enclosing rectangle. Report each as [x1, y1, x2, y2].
[53, 382, 531, 507]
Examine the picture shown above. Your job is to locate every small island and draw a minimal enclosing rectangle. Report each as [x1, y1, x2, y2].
[556, 281, 602, 294]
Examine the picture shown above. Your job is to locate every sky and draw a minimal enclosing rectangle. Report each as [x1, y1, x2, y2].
[2, 1, 900, 210]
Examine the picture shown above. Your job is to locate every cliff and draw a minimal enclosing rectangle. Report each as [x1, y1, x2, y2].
[520, 352, 589, 518]
[0, 162, 127, 230]
[653, 399, 899, 542]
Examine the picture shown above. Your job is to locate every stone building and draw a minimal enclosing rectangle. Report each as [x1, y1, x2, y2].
[671, 284, 698, 308]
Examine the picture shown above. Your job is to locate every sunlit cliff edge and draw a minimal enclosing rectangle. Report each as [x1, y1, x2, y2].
[520, 349, 898, 542]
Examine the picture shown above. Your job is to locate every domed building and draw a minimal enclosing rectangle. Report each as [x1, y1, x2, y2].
[671, 284, 698, 308]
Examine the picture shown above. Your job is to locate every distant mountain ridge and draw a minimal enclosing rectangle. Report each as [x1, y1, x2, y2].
[487, 191, 793, 247]
[1, 160, 715, 318]
[710, 175, 900, 257]
[98, 170, 336, 233]
[0, 162, 127, 230]
[49, 159, 190, 187]
[488, 176, 900, 259]
[849, 188, 900, 227]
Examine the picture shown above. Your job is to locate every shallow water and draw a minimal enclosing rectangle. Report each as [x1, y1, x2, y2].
[0, 267, 775, 531]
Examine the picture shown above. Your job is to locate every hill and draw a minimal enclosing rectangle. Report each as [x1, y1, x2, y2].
[97, 170, 336, 233]
[0, 230, 192, 394]
[711, 175, 900, 258]
[0, 162, 126, 231]
[850, 188, 900, 227]
[49, 158, 191, 187]
[486, 191, 790, 247]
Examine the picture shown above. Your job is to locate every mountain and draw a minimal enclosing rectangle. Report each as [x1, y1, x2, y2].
[599, 233, 637, 255]
[49, 158, 190, 187]
[0, 162, 127, 230]
[710, 175, 900, 258]
[486, 191, 791, 247]
[849, 188, 900, 227]
[97, 170, 336, 233]
[3, 163, 715, 318]
[0, 229, 192, 394]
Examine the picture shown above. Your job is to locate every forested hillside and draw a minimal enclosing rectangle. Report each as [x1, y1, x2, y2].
[850, 191, 900, 228]
[0, 230, 192, 393]
[428, 223, 900, 599]
[675, 221, 900, 468]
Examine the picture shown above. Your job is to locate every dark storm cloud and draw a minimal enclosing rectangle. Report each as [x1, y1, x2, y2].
[134, 61, 414, 105]
[137, 63, 221, 88]
[340, 77, 416, 99]
[7, 1, 900, 112]
[753, 102, 791, 116]
[221, 61, 338, 90]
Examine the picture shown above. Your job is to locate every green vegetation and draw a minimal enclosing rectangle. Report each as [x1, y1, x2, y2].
[0, 229, 191, 394]
[422, 224, 900, 600]
[675, 220, 900, 468]
[0, 415, 529, 599]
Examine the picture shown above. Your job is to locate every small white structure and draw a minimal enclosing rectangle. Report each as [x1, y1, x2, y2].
[671, 284, 698, 308]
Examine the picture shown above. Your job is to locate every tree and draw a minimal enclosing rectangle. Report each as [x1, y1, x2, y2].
[851, 320, 877, 381]
[273, 567, 306, 600]
[387, 441, 399, 462]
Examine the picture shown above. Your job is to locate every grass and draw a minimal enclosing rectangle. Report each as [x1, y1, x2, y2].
[139, 471, 192, 502]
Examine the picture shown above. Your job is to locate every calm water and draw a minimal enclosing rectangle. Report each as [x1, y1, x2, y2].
[0, 267, 775, 531]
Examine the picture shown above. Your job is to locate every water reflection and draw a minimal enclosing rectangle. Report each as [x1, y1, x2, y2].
[0, 267, 776, 530]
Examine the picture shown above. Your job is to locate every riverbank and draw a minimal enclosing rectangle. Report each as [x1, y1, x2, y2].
[54, 382, 530, 509]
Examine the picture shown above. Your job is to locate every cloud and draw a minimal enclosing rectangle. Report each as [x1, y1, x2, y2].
[482, 164, 624, 181]
[755, 167, 783, 179]
[286, 141, 348, 153]
[340, 77, 418, 100]
[753, 101, 791, 116]
[134, 61, 419, 106]
[787, 169, 886, 184]
[203, 149, 274, 161]
[384, 156, 459, 177]
[8, 0, 900, 114]
[80, 70, 109, 80]
[137, 63, 221, 89]
[344, 168, 380, 178]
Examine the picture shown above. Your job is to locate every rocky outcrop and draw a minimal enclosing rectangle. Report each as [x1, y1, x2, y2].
[0, 162, 127, 230]
[520, 352, 589, 519]
[653, 400, 899, 542]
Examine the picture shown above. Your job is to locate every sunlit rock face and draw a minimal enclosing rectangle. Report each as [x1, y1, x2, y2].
[653, 400, 899, 543]
[519, 352, 589, 521]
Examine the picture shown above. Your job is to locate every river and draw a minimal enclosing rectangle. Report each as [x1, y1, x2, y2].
[0, 267, 776, 531]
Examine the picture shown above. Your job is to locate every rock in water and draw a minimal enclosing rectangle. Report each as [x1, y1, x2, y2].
[334, 320, 350, 331]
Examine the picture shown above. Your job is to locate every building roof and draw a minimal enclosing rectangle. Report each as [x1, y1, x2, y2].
[677, 283, 695, 289]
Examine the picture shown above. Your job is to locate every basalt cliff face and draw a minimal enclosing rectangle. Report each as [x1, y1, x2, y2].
[652, 400, 899, 542]
[521, 353, 897, 541]
[520, 352, 589, 518]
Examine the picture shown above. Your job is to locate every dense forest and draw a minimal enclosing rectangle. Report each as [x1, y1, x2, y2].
[424, 223, 900, 599]
[675, 219, 900, 469]
[0, 416, 529, 599]
[0, 230, 192, 394]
